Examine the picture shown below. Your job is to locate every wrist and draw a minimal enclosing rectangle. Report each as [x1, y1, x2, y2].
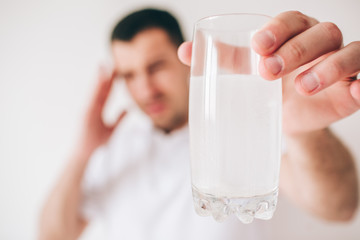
[284, 127, 330, 141]
[71, 138, 99, 164]
[283, 128, 333, 162]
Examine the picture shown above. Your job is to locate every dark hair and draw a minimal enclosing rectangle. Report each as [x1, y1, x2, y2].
[111, 8, 185, 47]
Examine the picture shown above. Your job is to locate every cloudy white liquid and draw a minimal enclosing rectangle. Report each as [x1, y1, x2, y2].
[189, 74, 282, 198]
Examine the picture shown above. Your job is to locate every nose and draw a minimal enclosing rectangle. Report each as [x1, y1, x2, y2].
[136, 73, 161, 100]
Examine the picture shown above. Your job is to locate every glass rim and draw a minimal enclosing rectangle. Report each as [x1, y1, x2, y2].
[194, 13, 272, 30]
[196, 13, 271, 23]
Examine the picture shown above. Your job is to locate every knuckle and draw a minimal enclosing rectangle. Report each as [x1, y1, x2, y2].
[271, 18, 290, 35]
[274, 11, 319, 34]
[321, 22, 343, 47]
[290, 10, 312, 29]
[349, 41, 360, 49]
[275, 11, 306, 30]
[349, 41, 360, 71]
[286, 10, 304, 18]
[287, 40, 307, 60]
[328, 59, 345, 78]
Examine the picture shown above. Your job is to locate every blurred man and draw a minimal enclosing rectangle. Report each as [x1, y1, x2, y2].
[39, 8, 358, 240]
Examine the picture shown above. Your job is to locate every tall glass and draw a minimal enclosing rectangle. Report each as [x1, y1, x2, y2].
[189, 14, 282, 224]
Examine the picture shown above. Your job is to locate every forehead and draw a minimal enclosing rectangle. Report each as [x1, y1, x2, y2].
[111, 28, 177, 73]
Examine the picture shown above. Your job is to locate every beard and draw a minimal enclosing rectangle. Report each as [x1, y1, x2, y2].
[152, 110, 188, 133]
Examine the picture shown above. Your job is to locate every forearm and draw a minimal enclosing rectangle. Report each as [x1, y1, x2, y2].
[280, 128, 359, 221]
[39, 148, 92, 240]
[38, 65, 124, 239]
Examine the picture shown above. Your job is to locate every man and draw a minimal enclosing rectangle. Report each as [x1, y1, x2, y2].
[39, 8, 359, 240]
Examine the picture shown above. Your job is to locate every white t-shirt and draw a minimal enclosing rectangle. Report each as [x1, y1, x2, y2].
[81, 113, 269, 240]
[80, 112, 360, 240]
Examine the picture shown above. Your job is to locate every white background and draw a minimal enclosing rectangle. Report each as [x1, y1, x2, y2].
[1, 0, 360, 239]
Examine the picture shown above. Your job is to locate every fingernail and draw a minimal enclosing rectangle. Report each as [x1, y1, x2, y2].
[301, 72, 320, 92]
[253, 30, 275, 50]
[264, 55, 283, 76]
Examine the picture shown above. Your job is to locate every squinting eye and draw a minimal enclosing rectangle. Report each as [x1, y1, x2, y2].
[149, 61, 167, 74]
[123, 73, 134, 82]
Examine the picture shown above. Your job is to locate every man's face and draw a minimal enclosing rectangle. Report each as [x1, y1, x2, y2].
[112, 28, 190, 132]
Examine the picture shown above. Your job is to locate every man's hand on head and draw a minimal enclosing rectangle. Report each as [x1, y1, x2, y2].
[79, 66, 127, 154]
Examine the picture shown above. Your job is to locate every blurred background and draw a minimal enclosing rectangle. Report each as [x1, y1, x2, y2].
[1, 0, 360, 239]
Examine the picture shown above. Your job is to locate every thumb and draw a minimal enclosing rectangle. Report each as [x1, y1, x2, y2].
[178, 41, 192, 66]
[110, 110, 127, 130]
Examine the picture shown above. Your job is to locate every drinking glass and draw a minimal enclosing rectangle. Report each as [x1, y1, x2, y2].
[188, 14, 282, 224]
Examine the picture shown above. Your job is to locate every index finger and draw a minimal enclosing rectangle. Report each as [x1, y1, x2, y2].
[251, 11, 319, 56]
[93, 66, 116, 107]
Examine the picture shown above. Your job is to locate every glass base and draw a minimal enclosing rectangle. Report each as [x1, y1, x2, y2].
[192, 186, 278, 224]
